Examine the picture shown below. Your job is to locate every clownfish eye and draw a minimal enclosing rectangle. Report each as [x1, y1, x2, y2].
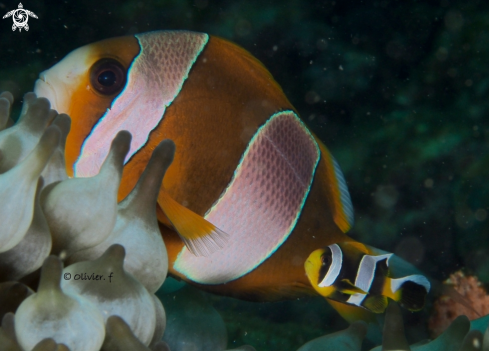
[321, 254, 331, 265]
[89, 58, 126, 96]
[318, 251, 332, 284]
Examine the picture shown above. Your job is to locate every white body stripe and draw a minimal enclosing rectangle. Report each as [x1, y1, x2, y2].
[346, 253, 392, 306]
[354, 253, 392, 292]
[319, 244, 343, 287]
[75, 31, 208, 177]
[174, 111, 320, 284]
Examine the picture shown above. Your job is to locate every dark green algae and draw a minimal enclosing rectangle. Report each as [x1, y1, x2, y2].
[1, 0, 488, 350]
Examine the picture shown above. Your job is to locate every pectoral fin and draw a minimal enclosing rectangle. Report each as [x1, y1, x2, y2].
[158, 189, 229, 257]
[338, 279, 368, 295]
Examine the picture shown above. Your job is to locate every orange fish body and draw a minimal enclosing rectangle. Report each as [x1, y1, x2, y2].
[34, 31, 371, 302]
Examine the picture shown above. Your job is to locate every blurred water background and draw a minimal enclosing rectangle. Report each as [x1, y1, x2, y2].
[0, 0, 488, 350]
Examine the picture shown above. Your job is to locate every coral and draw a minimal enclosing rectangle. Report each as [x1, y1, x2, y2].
[429, 270, 489, 338]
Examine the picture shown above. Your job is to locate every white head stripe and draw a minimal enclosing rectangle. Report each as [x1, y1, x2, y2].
[354, 253, 392, 293]
[318, 244, 342, 287]
[75, 31, 208, 177]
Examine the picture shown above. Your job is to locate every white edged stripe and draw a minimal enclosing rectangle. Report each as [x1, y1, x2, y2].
[174, 111, 320, 284]
[390, 275, 431, 293]
[332, 156, 354, 228]
[319, 244, 342, 287]
[346, 253, 392, 307]
[354, 254, 392, 293]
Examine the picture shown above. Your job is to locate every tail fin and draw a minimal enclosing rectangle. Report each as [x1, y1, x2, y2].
[390, 275, 430, 311]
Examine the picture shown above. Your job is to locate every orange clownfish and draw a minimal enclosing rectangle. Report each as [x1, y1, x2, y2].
[33, 30, 428, 319]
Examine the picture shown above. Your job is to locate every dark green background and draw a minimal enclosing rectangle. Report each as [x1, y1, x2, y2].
[1, 0, 488, 349]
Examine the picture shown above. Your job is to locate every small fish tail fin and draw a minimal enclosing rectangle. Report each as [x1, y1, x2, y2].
[388, 275, 430, 311]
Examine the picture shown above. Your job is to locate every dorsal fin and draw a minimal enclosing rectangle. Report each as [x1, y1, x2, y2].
[314, 137, 354, 233]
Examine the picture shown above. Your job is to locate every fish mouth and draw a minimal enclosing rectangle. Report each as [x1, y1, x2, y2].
[34, 74, 59, 111]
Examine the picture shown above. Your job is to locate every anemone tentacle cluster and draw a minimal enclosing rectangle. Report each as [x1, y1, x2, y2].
[0, 92, 247, 351]
[0, 91, 175, 350]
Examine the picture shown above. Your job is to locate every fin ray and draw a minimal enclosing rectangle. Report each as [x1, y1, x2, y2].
[314, 138, 354, 233]
[158, 189, 229, 257]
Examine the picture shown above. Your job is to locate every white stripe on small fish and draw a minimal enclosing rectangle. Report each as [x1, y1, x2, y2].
[346, 253, 392, 306]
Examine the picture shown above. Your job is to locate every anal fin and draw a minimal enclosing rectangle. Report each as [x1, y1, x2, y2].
[362, 295, 388, 314]
[326, 299, 377, 324]
[158, 189, 229, 257]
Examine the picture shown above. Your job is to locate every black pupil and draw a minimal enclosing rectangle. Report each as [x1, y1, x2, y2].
[98, 70, 117, 87]
[321, 255, 330, 265]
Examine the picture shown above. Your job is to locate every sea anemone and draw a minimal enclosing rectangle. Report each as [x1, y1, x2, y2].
[0, 92, 249, 350]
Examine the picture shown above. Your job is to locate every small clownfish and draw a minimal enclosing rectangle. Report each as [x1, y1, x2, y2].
[305, 242, 430, 314]
[33, 30, 429, 321]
